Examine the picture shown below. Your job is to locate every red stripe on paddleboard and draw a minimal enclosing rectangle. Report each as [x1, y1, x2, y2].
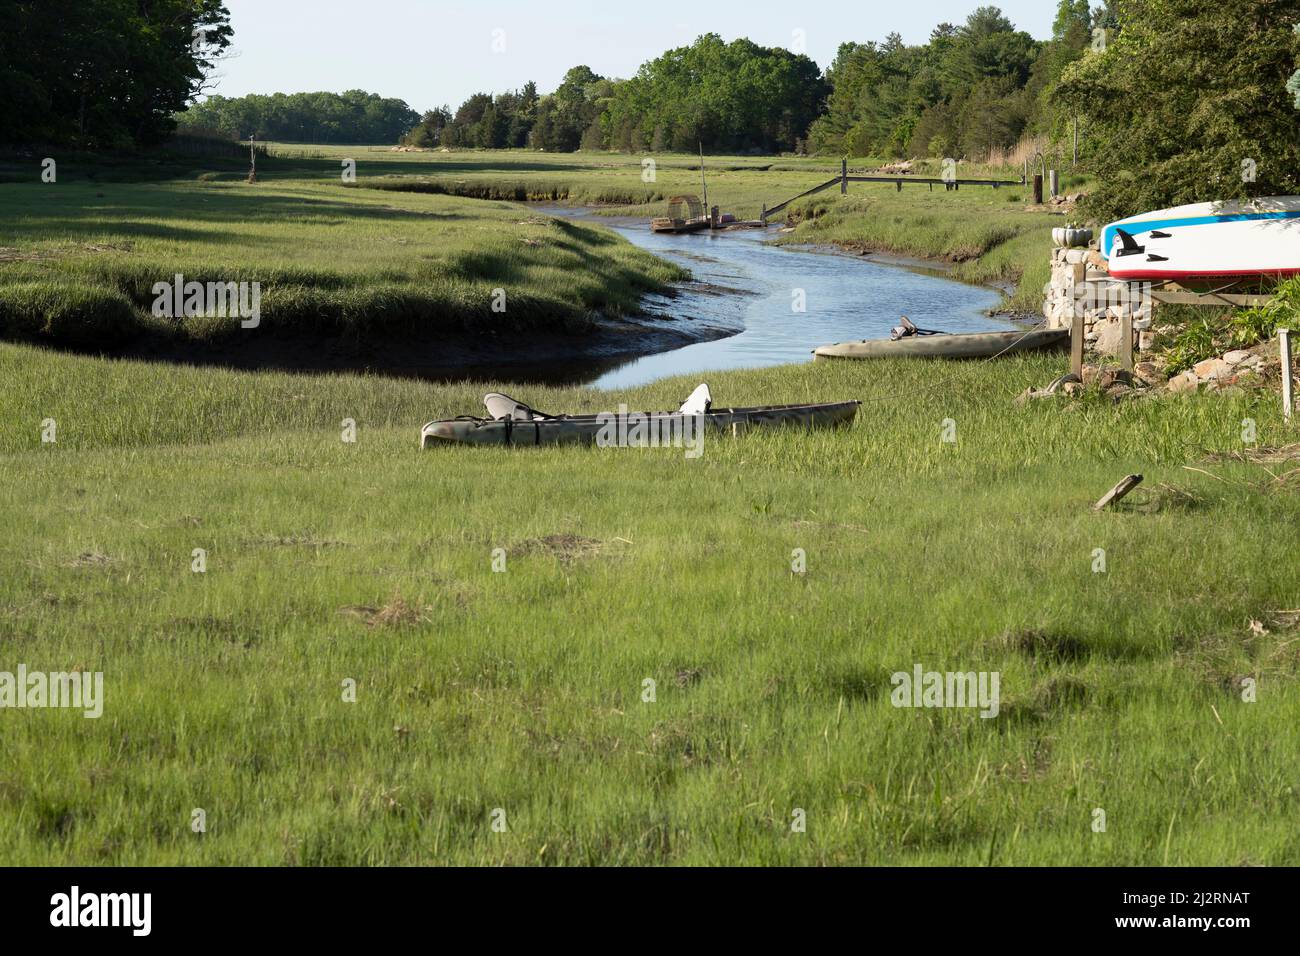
[1106, 268, 1300, 281]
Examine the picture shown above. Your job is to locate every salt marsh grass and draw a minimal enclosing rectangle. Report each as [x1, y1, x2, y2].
[0, 175, 684, 349]
[2, 146, 1282, 867]
[2, 341, 1296, 864]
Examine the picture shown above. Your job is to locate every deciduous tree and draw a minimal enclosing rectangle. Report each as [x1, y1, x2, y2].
[1058, 0, 1300, 220]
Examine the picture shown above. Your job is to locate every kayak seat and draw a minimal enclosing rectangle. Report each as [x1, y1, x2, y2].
[679, 383, 712, 415]
[483, 392, 555, 421]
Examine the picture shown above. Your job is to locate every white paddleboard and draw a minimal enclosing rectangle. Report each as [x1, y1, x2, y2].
[1102, 196, 1300, 281]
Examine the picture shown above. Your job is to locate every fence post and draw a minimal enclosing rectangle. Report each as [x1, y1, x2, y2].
[1119, 309, 1133, 372]
[1070, 309, 1085, 380]
[841, 158, 847, 195]
[1281, 328, 1294, 422]
[1033, 174, 1043, 205]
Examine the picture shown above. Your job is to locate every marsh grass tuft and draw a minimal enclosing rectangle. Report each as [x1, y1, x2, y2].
[339, 593, 431, 629]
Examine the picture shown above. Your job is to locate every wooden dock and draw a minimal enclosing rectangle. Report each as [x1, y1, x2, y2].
[760, 159, 1025, 223]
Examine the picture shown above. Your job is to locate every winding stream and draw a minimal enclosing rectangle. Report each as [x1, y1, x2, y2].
[563, 211, 1010, 389]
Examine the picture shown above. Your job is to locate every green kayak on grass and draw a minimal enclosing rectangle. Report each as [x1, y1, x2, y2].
[421, 386, 860, 448]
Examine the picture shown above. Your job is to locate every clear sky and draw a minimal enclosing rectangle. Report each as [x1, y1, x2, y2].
[211, 0, 1057, 112]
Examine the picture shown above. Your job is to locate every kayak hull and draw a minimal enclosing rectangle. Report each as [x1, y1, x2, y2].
[650, 218, 711, 234]
[813, 328, 1068, 361]
[421, 401, 860, 448]
[1102, 196, 1300, 282]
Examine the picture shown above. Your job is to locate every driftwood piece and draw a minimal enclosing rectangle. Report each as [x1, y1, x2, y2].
[1093, 474, 1143, 511]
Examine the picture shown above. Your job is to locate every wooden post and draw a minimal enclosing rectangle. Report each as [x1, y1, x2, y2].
[1033, 174, 1043, 205]
[1093, 474, 1143, 511]
[1119, 309, 1133, 372]
[698, 143, 707, 213]
[1070, 313, 1084, 380]
[841, 158, 847, 195]
[895, 179, 902, 192]
[1281, 328, 1294, 422]
[760, 203, 766, 223]
[1049, 169, 1059, 199]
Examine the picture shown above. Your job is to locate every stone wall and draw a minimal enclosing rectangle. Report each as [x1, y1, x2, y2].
[1042, 246, 1155, 357]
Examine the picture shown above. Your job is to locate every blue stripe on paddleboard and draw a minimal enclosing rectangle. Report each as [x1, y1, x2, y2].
[1102, 210, 1300, 260]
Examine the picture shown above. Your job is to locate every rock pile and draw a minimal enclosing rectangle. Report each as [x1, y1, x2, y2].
[1016, 344, 1279, 406]
[1165, 349, 1268, 394]
[1043, 246, 1154, 356]
[1015, 367, 1146, 405]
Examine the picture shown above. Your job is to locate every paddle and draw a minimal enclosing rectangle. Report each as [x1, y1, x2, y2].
[890, 316, 947, 340]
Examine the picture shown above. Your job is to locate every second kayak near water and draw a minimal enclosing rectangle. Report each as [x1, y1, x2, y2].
[812, 328, 1069, 360]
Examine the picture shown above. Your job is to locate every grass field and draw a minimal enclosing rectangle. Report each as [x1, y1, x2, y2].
[2, 339, 1298, 865]
[0, 169, 685, 350]
[4, 143, 1292, 866]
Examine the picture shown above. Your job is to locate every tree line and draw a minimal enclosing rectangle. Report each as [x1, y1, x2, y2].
[176, 90, 420, 145]
[805, 3, 1107, 158]
[401, 7, 1109, 158]
[404, 9, 1092, 158]
[405, 0, 1299, 223]
[0, 0, 231, 148]
[405, 37, 826, 154]
[4, 0, 1296, 227]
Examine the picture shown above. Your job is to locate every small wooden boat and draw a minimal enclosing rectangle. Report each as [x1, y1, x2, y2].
[650, 217, 711, 234]
[651, 194, 711, 234]
[1102, 196, 1300, 281]
[813, 328, 1068, 361]
[421, 390, 859, 448]
[650, 152, 736, 233]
